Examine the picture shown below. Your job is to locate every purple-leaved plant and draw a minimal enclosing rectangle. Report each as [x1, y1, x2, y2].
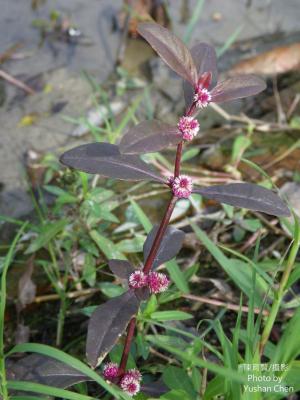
[60, 22, 290, 397]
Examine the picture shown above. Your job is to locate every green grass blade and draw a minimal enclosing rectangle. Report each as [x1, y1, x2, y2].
[6, 343, 129, 399]
[1, 223, 28, 399]
[183, 0, 205, 44]
[7, 382, 94, 400]
[146, 336, 247, 384]
[151, 310, 193, 321]
[217, 26, 243, 57]
[130, 199, 152, 233]
[10, 397, 45, 400]
[166, 260, 189, 293]
[190, 222, 267, 305]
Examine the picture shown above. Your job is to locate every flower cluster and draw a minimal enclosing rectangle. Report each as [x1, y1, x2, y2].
[194, 86, 212, 108]
[168, 175, 193, 199]
[128, 270, 170, 294]
[103, 363, 142, 397]
[178, 116, 200, 141]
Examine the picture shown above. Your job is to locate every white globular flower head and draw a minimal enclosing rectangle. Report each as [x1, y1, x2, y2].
[171, 175, 193, 199]
[194, 87, 212, 108]
[120, 374, 141, 397]
[178, 116, 200, 141]
[126, 368, 142, 382]
[128, 270, 148, 289]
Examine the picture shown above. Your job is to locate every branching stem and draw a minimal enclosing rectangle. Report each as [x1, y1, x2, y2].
[117, 96, 198, 378]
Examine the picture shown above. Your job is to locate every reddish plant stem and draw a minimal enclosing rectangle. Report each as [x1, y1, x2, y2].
[117, 192, 178, 377]
[143, 195, 177, 274]
[174, 142, 183, 178]
[117, 100, 196, 377]
[118, 317, 136, 376]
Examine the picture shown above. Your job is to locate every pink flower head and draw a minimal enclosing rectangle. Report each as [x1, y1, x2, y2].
[148, 271, 170, 294]
[129, 270, 148, 289]
[194, 87, 212, 109]
[120, 374, 141, 397]
[103, 362, 119, 380]
[178, 116, 200, 141]
[171, 175, 193, 198]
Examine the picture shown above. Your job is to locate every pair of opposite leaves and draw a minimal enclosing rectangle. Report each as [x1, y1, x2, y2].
[60, 22, 289, 218]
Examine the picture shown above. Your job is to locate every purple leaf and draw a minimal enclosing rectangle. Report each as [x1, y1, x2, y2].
[184, 42, 218, 107]
[6, 354, 90, 389]
[135, 286, 150, 302]
[108, 259, 135, 279]
[119, 120, 181, 154]
[86, 290, 140, 368]
[143, 225, 185, 269]
[138, 22, 198, 85]
[193, 183, 290, 217]
[210, 75, 266, 103]
[60, 142, 163, 182]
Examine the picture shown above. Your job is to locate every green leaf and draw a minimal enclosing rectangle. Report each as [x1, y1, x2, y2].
[136, 333, 150, 360]
[161, 389, 192, 400]
[181, 148, 200, 162]
[87, 203, 119, 224]
[162, 366, 196, 398]
[151, 311, 193, 321]
[98, 282, 125, 298]
[26, 220, 68, 254]
[203, 376, 224, 400]
[142, 294, 158, 317]
[44, 185, 77, 203]
[191, 367, 201, 392]
[88, 188, 114, 203]
[231, 135, 252, 164]
[116, 235, 146, 253]
[83, 254, 96, 287]
[89, 230, 126, 260]
[79, 306, 97, 317]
